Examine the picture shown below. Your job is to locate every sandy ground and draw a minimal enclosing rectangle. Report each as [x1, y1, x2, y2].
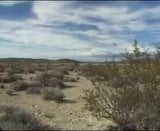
[0, 71, 113, 130]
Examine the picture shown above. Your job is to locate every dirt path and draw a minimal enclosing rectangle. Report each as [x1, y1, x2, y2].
[50, 71, 113, 130]
[0, 71, 113, 130]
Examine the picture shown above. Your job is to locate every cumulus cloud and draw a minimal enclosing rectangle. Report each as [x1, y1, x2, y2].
[0, 1, 159, 61]
[0, 1, 26, 6]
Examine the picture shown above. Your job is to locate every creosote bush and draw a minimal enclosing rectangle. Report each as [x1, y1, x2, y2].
[42, 87, 65, 102]
[37, 71, 65, 88]
[26, 87, 41, 95]
[0, 73, 22, 83]
[12, 81, 29, 91]
[83, 41, 160, 130]
[0, 105, 52, 130]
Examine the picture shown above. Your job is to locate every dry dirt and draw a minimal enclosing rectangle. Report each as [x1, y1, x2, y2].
[0, 71, 113, 130]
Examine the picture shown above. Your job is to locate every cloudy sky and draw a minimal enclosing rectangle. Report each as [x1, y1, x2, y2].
[0, 1, 159, 61]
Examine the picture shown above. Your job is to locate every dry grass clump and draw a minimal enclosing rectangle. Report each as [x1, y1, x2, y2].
[42, 87, 65, 102]
[83, 41, 160, 130]
[12, 80, 29, 91]
[0, 105, 52, 130]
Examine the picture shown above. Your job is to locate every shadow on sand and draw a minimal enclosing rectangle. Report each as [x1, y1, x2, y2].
[60, 99, 77, 104]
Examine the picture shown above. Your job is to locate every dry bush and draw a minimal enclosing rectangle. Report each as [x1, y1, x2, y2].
[55, 66, 70, 75]
[37, 72, 65, 88]
[0, 105, 52, 130]
[0, 84, 5, 89]
[7, 64, 24, 74]
[6, 90, 14, 96]
[26, 87, 41, 95]
[48, 78, 65, 88]
[47, 70, 64, 80]
[28, 81, 42, 87]
[85, 81, 160, 130]
[42, 87, 65, 102]
[0, 73, 22, 83]
[63, 76, 77, 82]
[0, 64, 6, 72]
[12, 81, 29, 91]
[83, 41, 160, 130]
[24, 64, 36, 74]
[37, 72, 52, 86]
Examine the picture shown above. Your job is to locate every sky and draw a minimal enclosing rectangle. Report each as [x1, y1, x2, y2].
[0, 1, 160, 62]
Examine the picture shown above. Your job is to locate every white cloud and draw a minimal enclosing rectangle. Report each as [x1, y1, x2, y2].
[0, 1, 26, 6]
[0, 1, 160, 61]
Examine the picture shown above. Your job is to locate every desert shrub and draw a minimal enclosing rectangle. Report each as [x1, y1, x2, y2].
[84, 82, 160, 130]
[7, 64, 24, 74]
[6, 90, 14, 96]
[63, 76, 77, 82]
[42, 87, 65, 102]
[0, 84, 5, 89]
[37, 72, 52, 86]
[37, 72, 65, 88]
[24, 65, 36, 74]
[12, 81, 29, 91]
[0, 106, 52, 130]
[0, 74, 21, 83]
[56, 67, 69, 75]
[28, 81, 42, 87]
[48, 78, 65, 88]
[26, 87, 41, 95]
[47, 70, 64, 80]
[0, 64, 6, 72]
[83, 41, 160, 130]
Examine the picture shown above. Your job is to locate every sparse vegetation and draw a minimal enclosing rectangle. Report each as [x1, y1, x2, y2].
[12, 81, 29, 91]
[0, 84, 5, 89]
[42, 87, 65, 102]
[37, 72, 51, 86]
[83, 41, 160, 130]
[6, 90, 15, 96]
[1, 42, 160, 130]
[26, 87, 41, 95]
[0, 105, 52, 130]
[64, 76, 77, 82]
[0, 73, 22, 83]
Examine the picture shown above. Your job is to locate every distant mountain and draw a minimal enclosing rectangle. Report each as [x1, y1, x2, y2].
[0, 58, 81, 64]
[0, 58, 55, 63]
[56, 59, 81, 63]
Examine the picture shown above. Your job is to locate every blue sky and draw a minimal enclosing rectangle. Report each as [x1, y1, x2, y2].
[0, 1, 159, 61]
